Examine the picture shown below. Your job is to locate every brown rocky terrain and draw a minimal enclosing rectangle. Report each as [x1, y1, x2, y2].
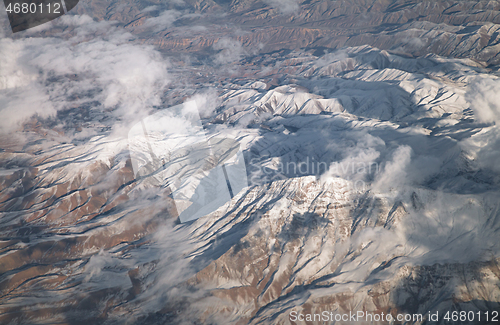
[1, 0, 500, 324]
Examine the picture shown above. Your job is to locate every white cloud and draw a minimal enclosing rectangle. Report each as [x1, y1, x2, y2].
[373, 145, 412, 192]
[466, 77, 500, 123]
[0, 39, 36, 90]
[190, 89, 221, 118]
[463, 76, 500, 178]
[142, 10, 182, 32]
[265, 0, 300, 14]
[321, 132, 384, 183]
[0, 15, 171, 134]
[0, 84, 56, 131]
[213, 38, 247, 65]
[142, 5, 159, 12]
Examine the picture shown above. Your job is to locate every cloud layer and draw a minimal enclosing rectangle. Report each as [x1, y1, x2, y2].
[0, 14, 170, 134]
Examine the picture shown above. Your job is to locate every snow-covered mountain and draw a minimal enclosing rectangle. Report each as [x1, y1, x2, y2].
[1, 0, 500, 324]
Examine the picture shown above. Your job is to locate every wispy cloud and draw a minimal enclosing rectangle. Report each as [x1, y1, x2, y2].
[466, 77, 500, 123]
[265, 0, 300, 14]
[213, 38, 248, 65]
[0, 15, 170, 134]
[142, 10, 182, 32]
